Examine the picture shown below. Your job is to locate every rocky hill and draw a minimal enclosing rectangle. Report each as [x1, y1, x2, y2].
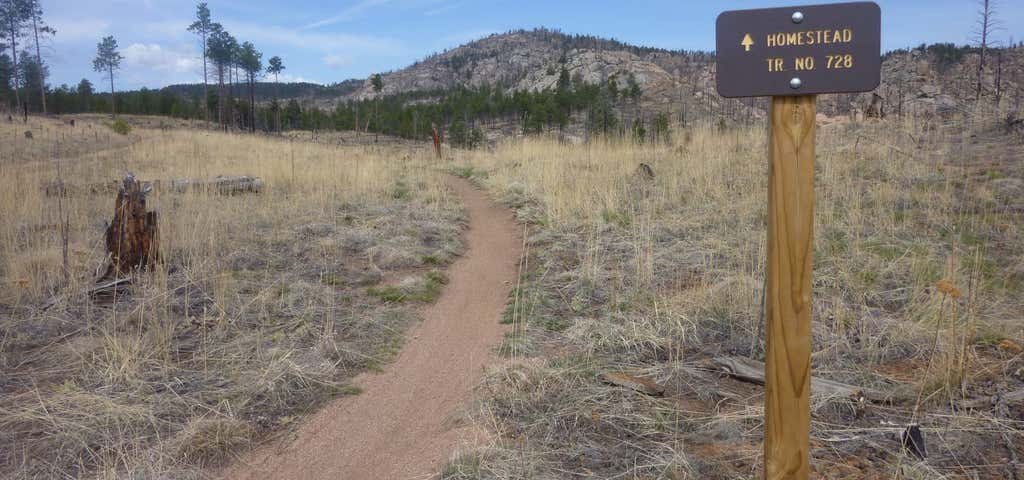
[347, 28, 713, 101]
[345, 29, 1022, 122]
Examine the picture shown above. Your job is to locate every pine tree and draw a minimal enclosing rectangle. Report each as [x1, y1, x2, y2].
[92, 35, 122, 117]
[187, 2, 214, 122]
[266, 55, 284, 132]
[238, 41, 261, 133]
[17, 48, 43, 110]
[1, 0, 30, 112]
[205, 23, 232, 129]
[0, 52, 12, 105]
[76, 77, 92, 111]
[25, 0, 51, 113]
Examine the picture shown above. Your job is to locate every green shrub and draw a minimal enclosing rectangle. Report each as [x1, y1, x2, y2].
[367, 270, 449, 303]
[110, 118, 131, 135]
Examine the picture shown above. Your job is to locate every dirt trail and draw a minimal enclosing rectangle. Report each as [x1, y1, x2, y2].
[224, 177, 521, 480]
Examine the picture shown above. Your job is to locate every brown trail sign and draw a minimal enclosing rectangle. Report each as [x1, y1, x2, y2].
[715, 3, 881, 479]
[716, 2, 881, 98]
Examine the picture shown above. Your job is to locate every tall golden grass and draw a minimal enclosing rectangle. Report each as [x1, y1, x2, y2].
[444, 111, 1023, 478]
[0, 106, 1020, 478]
[0, 116, 460, 478]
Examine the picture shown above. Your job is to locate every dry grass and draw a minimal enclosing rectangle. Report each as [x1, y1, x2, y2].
[0, 115, 461, 478]
[443, 109, 1024, 478]
[2, 106, 1022, 479]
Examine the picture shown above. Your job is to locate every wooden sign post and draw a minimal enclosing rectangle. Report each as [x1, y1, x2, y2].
[716, 3, 881, 479]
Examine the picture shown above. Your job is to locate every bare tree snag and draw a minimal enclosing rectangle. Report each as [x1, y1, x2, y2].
[765, 95, 815, 480]
[974, 0, 996, 100]
[102, 174, 159, 279]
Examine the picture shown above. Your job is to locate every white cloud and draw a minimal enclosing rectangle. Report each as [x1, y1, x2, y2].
[302, 0, 394, 30]
[225, 22, 405, 56]
[277, 73, 316, 84]
[424, 3, 458, 16]
[122, 43, 202, 74]
[323, 54, 352, 68]
[49, 18, 112, 41]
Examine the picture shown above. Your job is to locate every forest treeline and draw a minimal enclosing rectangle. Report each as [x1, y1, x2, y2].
[6, 70, 671, 145]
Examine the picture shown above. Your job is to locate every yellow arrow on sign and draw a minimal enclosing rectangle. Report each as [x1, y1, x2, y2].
[741, 33, 754, 52]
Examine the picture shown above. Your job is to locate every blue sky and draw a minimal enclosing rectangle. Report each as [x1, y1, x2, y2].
[36, 0, 1024, 90]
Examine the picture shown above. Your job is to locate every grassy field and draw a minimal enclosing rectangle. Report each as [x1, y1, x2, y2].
[0, 116, 462, 478]
[1, 107, 1022, 479]
[442, 110, 1024, 478]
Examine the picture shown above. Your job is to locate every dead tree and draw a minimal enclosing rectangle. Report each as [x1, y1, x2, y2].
[431, 123, 442, 159]
[974, 0, 999, 100]
[102, 174, 159, 279]
[995, 48, 1003, 104]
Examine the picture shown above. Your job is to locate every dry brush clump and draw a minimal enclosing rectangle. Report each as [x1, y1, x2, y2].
[0, 116, 462, 477]
[444, 110, 1024, 478]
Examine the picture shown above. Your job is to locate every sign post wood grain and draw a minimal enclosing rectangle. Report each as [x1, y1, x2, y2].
[765, 95, 815, 479]
[715, 3, 880, 479]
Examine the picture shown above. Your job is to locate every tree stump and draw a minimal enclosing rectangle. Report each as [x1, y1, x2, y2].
[865, 92, 885, 118]
[636, 163, 655, 180]
[102, 174, 159, 279]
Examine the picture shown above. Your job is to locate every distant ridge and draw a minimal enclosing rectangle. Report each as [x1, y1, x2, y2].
[162, 79, 362, 102]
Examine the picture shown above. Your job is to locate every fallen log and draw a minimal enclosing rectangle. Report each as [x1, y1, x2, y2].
[163, 175, 264, 195]
[43, 176, 263, 197]
[102, 174, 159, 279]
[712, 356, 893, 403]
[600, 372, 665, 396]
[957, 388, 1024, 409]
[41, 277, 132, 310]
[43, 179, 123, 197]
[87, 277, 133, 298]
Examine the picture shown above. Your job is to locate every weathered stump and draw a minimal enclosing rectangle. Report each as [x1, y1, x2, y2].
[102, 174, 159, 279]
[635, 163, 655, 180]
[865, 92, 885, 118]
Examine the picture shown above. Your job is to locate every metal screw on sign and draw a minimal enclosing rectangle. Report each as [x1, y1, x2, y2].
[791, 11, 804, 23]
[790, 77, 802, 89]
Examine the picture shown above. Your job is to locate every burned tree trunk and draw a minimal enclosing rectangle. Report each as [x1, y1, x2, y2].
[102, 174, 159, 279]
[431, 123, 443, 159]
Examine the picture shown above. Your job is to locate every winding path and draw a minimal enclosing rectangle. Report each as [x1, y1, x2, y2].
[224, 177, 522, 479]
